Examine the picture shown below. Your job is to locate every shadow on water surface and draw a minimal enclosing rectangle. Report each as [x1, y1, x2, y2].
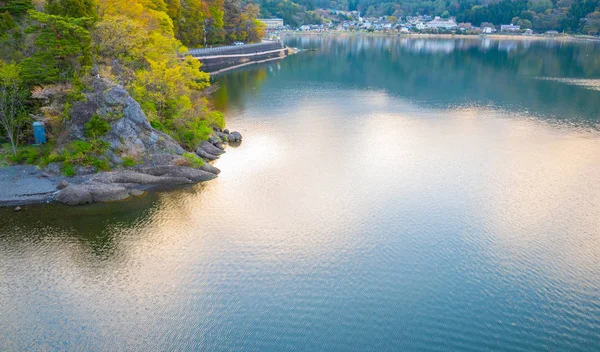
[0, 183, 206, 260]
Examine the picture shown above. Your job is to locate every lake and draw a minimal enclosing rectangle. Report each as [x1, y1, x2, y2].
[1, 35, 600, 351]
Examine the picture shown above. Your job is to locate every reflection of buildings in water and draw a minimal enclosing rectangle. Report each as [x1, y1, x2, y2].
[400, 39, 456, 54]
[481, 38, 492, 50]
[498, 41, 518, 53]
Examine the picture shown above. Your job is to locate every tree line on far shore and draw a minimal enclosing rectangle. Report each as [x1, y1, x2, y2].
[253, 0, 600, 35]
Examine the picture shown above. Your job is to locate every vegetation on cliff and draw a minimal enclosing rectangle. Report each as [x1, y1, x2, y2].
[0, 0, 262, 172]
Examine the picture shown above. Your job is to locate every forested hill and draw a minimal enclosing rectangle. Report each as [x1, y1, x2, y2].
[254, 0, 600, 34]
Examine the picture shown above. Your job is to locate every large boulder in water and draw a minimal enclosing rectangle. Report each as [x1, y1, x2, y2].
[60, 78, 184, 164]
[227, 131, 242, 143]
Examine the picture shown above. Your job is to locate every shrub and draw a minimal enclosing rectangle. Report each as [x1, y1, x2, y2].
[93, 158, 110, 171]
[85, 114, 110, 138]
[182, 152, 204, 168]
[121, 156, 137, 167]
[59, 140, 110, 172]
[40, 151, 64, 166]
[9, 146, 41, 164]
[175, 117, 212, 149]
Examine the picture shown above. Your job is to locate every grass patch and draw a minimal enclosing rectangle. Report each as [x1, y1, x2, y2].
[8, 146, 42, 164]
[61, 162, 76, 177]
[121, 156, 138, 168]
[182, 152, 204, 168]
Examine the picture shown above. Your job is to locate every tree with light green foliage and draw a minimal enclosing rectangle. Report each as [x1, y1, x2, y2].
[0, 61, 29, 155]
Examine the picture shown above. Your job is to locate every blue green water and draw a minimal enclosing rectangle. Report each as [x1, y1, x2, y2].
[1, 36, 600, 351]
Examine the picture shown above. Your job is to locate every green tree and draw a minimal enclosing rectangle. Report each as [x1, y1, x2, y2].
[45, 0, 97, 19]
[19, 10, 93, 84]
[0, 61, 29, 154]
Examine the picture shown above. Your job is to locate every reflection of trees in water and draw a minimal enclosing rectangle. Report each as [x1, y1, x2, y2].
[273, 36, 600, 123]
[212, 65, 271, 112]
[0, 194, 160, 261]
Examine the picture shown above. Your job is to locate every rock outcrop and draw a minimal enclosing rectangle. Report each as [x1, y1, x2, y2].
[55, 164, 220, 206]
[61, 78, 184, 164]
[24, 78, 246, 207]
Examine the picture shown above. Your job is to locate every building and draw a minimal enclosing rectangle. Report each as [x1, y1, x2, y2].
[545, 30, 559, 36]
[426, 17, 458, 30]
[500, 24, 521, 32]
[482, 26, 495, 34]
[258, 18, 284, 29]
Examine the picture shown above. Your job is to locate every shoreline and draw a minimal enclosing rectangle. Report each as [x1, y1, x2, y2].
[281, 31, 599, 42]
[0, 131, 242, 209]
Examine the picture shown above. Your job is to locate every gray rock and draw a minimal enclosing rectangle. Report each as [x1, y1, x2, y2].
[14, 206, 22, 212]
[200, 163, 221, 175]
[56, 186, 94, 205]
[216, 132, 229, 141]
[227, 131, 242, 143]
[134, 166, 173, 177]
[75, 165, 97, 176]
[208, 136, 221, 145]
[223, 129, 230, 134]
[196, 148, 219, 161]
[199, 140, 225, 155]
[138, 163, 220, 177]
[57, 180, 69, 190]
[44, 162, 61, 175]
[56, 183, 134, 205]
[96, 171, 192, 185]
[129, 189, 145, 197]
[88, 184, 132, 203]
[149, 153, 180, 166]
[60, 78, 184, 162]
[165, 167, 217, 182]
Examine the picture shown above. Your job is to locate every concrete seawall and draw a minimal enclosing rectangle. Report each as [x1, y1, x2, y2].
[187, 42, 288, 74]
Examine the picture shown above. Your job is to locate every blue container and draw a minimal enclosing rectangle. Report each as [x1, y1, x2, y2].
[33, 122, 47, 144]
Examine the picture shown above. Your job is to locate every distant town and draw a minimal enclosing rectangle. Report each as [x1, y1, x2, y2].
[259, 13, 575, 37]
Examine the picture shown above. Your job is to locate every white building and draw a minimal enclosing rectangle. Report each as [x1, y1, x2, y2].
[426, 17, 457, 30]
[415, 22, 426, 30]
[482, 26, 495, 34]
[500, 24, 520, 32]
[258, 18, 284, 29]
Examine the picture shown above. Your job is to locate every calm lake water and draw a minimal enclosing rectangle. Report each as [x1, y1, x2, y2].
[2, 36, 600, 351]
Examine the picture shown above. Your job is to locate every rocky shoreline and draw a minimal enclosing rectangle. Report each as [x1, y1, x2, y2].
[0, 76, 244, 209]
[0, 129, 242, 208]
